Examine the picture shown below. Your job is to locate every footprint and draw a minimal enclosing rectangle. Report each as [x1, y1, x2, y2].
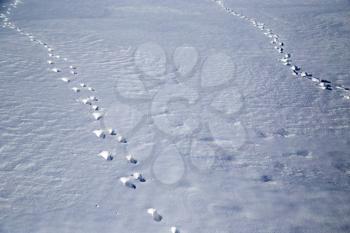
[69, 65, 76, 69]
[119, 176, 136, 189]
[47, 60, 54, 64]
[283, 150, 312, 159]
[81, 98, 92, 105]
[51, 68, 60, 73]
[72, 87, 80, 93]
[93, 129, 105, 138]
[300, 72, 311, 78]
[170, 227, 179, 233]
[107, 128, 116, 135]
[92, 112, 103, 120]
[91, 105, 99, 111]
[126, 154, 138, 164]
[319, 82, 332, 90]
[89, 96, 98, 101]
[98, 151, 113, 160]
[147, 208, 162, 222]
[311, 77, 320, 82]
[274, 128, 291, 137]
[280, 58, 291, 66]
[260, 175, 273, 182]
[117, 135, 127, 143]
[131, 172, 146, 182]
[60, 77, 70, 83]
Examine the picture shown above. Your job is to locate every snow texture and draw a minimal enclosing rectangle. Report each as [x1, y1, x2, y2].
[0, 0, 350, 232]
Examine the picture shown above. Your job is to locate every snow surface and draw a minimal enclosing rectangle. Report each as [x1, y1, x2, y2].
[1, 0, 350, 232]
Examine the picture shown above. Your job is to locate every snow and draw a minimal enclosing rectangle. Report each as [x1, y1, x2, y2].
[98, 151, 113, 161]
[72, 87, 80, 93]
[147, 208, 163, 222]
[91, 104, 99, 111]
[170, 226, 179, 233]
[126, 154, 138, 164]
[1, 0, 350, 232]
[60, 77, 70, 83]
[93, 129, 105, 139]
[92, 112, 103, 120]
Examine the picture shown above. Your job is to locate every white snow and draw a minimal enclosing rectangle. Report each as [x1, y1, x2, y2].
[107, 128, 116, 135]
[131, 172, 144, 182]
[117, 135, 127, 143]
[91, 105, 99, 111]
[98, 151, 113, 160]
[170, 226, 179, 233]
[92, 112, 103, 120]
[60, 77, 70, 83]
[1, 0, 350, 232]
[119, 176, 136, 189]
[81, 98, 91, 105]
[147, 208, 162, 222]
[89, 96, 98, 101]
[93, 129, 105, 138]
[126, 154, 137, 164]
[72, 87, 80, 93]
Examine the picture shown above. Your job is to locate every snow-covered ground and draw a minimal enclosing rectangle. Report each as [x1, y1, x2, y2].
[1, 0, 350, 232]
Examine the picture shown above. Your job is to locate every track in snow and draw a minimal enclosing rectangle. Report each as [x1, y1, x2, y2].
[0, 1, 181, 232]
[212, 0, 350, 100]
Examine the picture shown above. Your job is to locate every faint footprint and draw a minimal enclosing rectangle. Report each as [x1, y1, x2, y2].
[147, 208, 162, 222]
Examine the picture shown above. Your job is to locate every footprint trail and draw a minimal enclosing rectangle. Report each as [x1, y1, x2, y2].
[212, 0, 350, 100]
[1, 1, 182, 232]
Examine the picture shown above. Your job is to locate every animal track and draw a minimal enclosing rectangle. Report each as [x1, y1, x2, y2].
[212, 0, 350, 101]
[170, 226, 180, 233]
[72, 87, 80, 93]
[147, 208, 163, 222]
[98, 151, 113, 160]
[126, 154, 138, 164]
[93, 129, 105, 139]
[283, 150, 312, 159]
[60, 77, 70, 83]
[92, 112, 103, 120]
[119, 176, 136, 189]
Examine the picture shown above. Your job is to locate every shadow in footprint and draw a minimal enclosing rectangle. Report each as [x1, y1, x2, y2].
[260, 175, 273, 182]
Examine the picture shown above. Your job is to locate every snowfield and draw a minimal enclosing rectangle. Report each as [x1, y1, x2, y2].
[1, 0, 350, 232]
